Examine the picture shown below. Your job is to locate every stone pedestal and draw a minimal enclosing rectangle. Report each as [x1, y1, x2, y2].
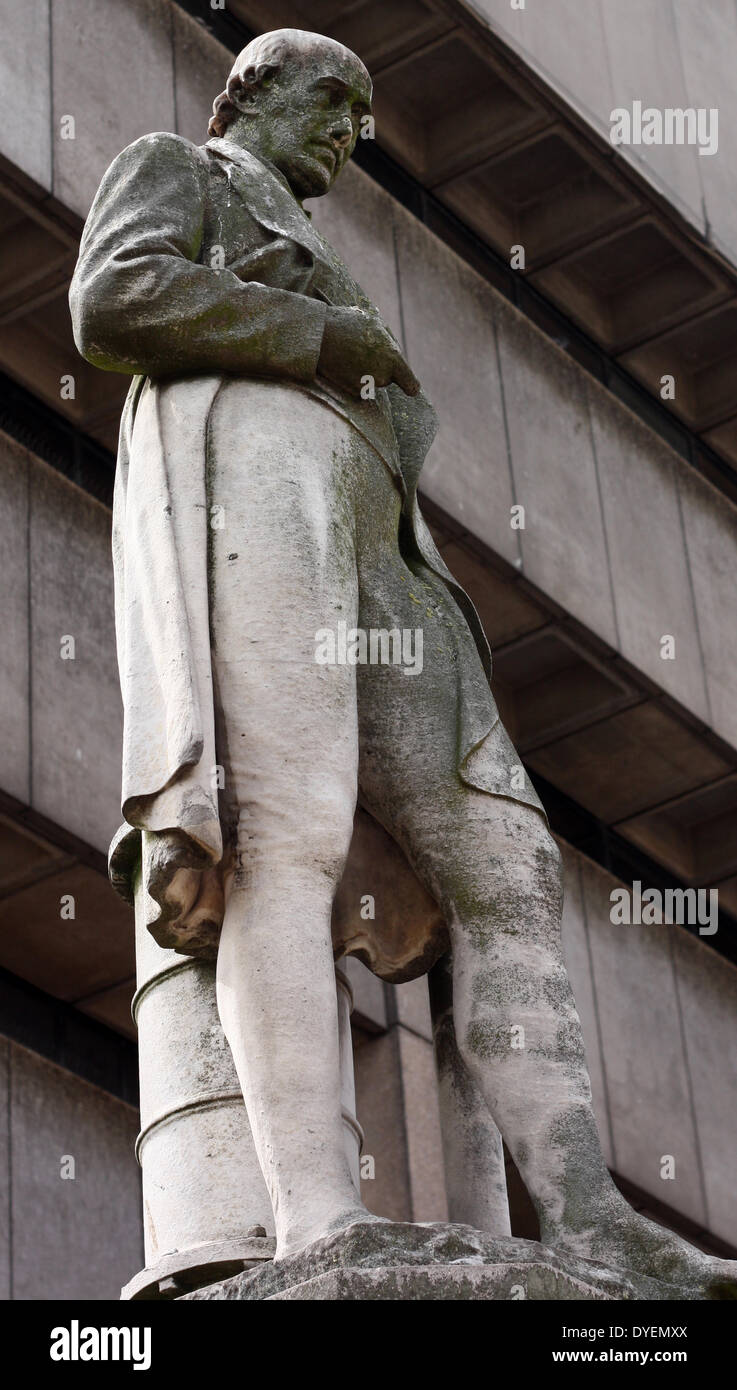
[180, 1220, 701, 1302]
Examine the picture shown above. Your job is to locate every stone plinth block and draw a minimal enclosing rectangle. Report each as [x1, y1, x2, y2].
[181, 1221, 701, 1302]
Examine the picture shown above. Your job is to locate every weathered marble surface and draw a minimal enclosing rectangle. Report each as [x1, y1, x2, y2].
[181, 1222, 708, 1302]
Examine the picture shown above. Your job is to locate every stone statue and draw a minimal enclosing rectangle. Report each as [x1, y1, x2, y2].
[70, 29, 735, 1298]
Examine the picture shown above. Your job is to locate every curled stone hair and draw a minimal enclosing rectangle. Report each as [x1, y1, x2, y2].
[208, 33, 289, 138]
[208, 28, 371, 139]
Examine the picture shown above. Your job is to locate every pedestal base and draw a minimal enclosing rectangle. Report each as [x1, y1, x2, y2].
[180, 1221, 701, 1301]
[121, 1233, 276, 1300]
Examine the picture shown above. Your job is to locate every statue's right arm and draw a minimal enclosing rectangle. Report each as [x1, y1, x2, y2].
[69, 132, 328, 381]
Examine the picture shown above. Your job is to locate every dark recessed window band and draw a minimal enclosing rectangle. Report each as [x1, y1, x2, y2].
[0, 372, 115, 506]
[0, 964, 139, 1106]
[170, 0, 737, 508]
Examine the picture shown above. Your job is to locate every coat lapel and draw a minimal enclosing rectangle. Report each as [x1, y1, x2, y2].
[205, 137, 337, 275]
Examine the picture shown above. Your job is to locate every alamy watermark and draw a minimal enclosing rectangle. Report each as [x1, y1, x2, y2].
[50, 1321, 151, 1370]
[609, 880, 718, 936]
[610, 102, 718, 157]
[315, 621, 423, 675]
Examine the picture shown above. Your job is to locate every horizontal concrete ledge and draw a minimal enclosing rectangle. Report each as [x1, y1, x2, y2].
[0, 786, 109, 878]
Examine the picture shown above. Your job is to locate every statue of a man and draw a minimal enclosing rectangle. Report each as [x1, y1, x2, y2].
[70, 28, 734, 1295]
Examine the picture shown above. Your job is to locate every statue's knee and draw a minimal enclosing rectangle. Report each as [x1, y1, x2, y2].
[233, 781, 355, 884]
[444, 809, 563, 943]
[301, 786, 356, 880]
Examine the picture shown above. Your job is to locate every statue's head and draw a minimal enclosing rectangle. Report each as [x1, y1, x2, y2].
[209, 29, 372, 200]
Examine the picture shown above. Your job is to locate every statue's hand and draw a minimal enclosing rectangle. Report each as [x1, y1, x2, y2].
[318, 306, 420, 398]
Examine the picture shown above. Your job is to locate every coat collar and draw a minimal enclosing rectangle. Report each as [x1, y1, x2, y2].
[205, 137, 335, 272]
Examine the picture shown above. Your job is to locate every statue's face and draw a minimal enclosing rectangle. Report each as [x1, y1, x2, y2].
[247, 50, 372, 199]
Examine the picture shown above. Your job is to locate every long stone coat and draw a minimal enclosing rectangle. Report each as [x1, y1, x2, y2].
[69, 132, 541, 974]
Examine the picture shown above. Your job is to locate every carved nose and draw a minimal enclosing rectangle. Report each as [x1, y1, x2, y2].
[329, 118, 354, 149]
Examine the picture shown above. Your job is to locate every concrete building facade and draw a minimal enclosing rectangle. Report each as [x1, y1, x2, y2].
[0, 0, 735, 1297]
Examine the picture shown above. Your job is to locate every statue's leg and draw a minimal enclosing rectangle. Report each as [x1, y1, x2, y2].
[207, 382, 377, 1258]
[359, 689, 737, 1294]
[434, 798, 737, 1291]
[421, 795, 614, 1249]
[428, 952, 512, 1236]
[216, 849, 369, 1260]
